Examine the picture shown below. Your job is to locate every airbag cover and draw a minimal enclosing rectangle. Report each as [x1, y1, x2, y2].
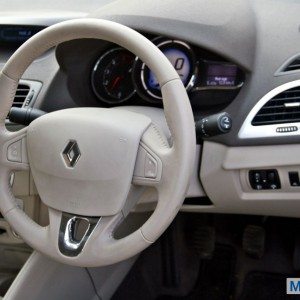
[27, 108, 151, 216]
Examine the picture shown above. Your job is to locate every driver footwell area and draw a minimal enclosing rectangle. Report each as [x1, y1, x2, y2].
[112, 213, 300, 300]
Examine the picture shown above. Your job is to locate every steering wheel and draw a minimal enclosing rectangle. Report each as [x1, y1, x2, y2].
[0, 19, 196, 267]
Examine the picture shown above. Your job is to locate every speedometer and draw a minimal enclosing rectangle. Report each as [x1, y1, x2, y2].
[133, 38, 196, 102]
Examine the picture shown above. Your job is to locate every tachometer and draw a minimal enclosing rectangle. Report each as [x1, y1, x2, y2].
[133, 38, 196, 102]
[92, 48, 135, 104]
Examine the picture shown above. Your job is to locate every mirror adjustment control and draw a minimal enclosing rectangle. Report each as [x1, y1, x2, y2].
[249, 169, 281, 190]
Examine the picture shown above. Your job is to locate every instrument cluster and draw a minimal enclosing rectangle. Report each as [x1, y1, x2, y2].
[91, 37, 244, 105]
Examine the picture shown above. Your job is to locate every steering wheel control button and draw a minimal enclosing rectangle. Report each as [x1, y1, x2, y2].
[62, 140, 81, 168]
[7, 139, 22, 162]
[249, 169, 281, 190]
[133, 145, 162, 183]
[289, 172, 300, 187]
[144, 153, 158, 178]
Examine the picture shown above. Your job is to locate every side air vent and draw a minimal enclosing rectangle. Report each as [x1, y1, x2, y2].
[6, 80, 42, 121]
[283, 57, 300, 72]
[13, 83, 30, 108]
[252, 87, 300, 126]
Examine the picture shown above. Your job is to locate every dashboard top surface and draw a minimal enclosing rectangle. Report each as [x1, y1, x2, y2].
[0, 0, 300, 146]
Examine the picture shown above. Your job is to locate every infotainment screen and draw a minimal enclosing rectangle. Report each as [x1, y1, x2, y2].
[206, 63, 238, 87]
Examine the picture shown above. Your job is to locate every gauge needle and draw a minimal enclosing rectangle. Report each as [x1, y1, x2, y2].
[109, 76, 123, 91]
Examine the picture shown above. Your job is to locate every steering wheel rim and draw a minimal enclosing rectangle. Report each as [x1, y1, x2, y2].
[0, 19, 196, 267]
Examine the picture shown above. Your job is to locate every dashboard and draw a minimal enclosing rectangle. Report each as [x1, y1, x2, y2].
[1, 0, 300, 225]
[0, 22, 245, 115]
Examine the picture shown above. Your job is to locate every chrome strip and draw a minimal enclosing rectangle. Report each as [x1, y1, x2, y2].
[58, 213, 100, 257]
[63, 217, 90, 251]
[239, 80, 300, 139]
[284, 102, 300, 108]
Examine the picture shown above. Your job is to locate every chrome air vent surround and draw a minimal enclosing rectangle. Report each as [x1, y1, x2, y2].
[252, 87, 300, 126]
[239, 80, 300, 138]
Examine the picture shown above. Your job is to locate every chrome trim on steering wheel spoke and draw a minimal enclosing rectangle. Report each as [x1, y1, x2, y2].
[58, 212, 100, 257]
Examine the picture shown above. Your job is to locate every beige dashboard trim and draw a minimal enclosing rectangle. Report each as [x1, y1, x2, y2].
[199, 141, 300, 218]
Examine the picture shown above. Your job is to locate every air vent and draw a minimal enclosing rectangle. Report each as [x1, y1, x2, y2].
[252, 86, 300, 126]
[13, 83, 30, 108]
[283, 57, 300, 72]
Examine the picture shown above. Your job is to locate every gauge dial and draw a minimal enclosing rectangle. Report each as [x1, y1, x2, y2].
[133, 39, 196, 102]
[92, 48, 135, 104]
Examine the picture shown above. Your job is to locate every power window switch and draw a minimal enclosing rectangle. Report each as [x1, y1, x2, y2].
[289, 172, 300, 187]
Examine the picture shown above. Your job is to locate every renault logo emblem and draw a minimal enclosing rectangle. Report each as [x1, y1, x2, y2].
[62, 140, 81, 167]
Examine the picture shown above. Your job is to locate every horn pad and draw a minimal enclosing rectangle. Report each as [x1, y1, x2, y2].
[27, 108, 151, 216]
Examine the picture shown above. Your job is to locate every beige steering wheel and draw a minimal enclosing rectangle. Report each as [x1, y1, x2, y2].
[0, 19, 196, 267]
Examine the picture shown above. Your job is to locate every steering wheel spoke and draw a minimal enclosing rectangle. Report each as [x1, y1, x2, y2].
[48, 207, 124, 258]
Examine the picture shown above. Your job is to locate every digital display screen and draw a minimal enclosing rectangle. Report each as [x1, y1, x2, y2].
[0, 26, 44, 43]
[147, 48, 192, 90]
[206, 63, 238, 87]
